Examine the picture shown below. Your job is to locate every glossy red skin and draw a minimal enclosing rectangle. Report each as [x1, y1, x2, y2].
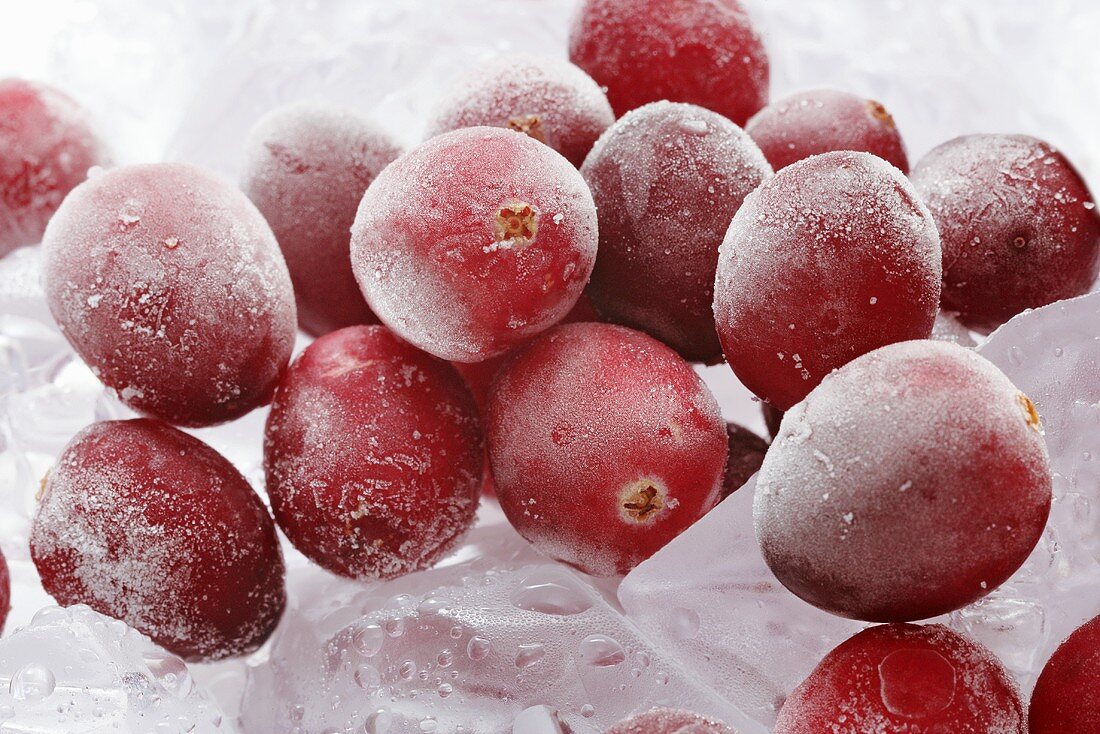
[264, 326, 483, 581]
[912, 134, 1100, 332]
[1030, 615, 1100, 734]
[241, 104, 401, 336]
[581, 102, 772, 362]
[569, 0, 768, 125]
[720, 422, 768, 499]
[713, 151, 941, 410]
[42, 162, 297, 427]
[775, 624, 1025, 733]
[0, 549, 9, 634]
[0, 78, 110, 256]
[486, 323, 727, 576]
[30, 419, 286, 662]
[746, 89, 908, 173]
[606, 708, 736, 734]
[761, 403, 783, 439]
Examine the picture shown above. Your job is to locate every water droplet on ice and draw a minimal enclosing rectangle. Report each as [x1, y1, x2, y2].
[353, 623, 385, 657]
[580, 704, 596, 718]
[578, 634, 626, 667]
[365, 708, 393, 734]
[515, 643, 545, 668]
[355, 664, 381, 690]
[10, 663, 55, 700]
[419, 717, 438, 733]
[671, 607, 701, 639]
[142, 650, 193, 698]
[467, 636, 491, 661]
[510, 567, 593, 616]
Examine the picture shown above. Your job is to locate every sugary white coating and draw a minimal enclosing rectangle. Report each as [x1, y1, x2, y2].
[241, 101, 401, 335]
[351, 127, 598, 362]
[426, 54, 614, 167]
[755, 340, 1052, 622]
[42, 162, 297, 426]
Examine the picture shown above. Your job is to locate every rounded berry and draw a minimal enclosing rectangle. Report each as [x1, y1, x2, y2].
[426, 54, 614, 167]
[0, 549, 9, 633]
[756, 340, 1051, 622]
[775, 624, 1025, 733]
[746, 89, 908, 173]
[31, 419, 286, 662]
[264, 326, 483, 580]
[0, 78, 110, 256]
[721, 422, 768, 500]
[912, 134, 1100, 332]
[761, 403, 783, 439]
[714, 151, 941, 410]
[581, 101, 772, 362]
[569, 0, 768, 125]
[351, 127, 597, 362]
[42, 162, 297, 427]
[606, 708, 736, 734]
[486, 323, 727, 576]
[1029, 615, 1100, 734]
[241, 102, 402, 336]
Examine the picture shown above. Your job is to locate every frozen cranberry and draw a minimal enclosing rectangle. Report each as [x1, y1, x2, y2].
[30, 419, 286, 662]
[911, 134, 1100, 332]
[606, 708, 736, 734]
[241, 102, 401, 336]
[0, 78, 110, 256]
[351, 127, 597, 362]
[745, 89, 908, 173]
[713, 151, 941, 410]
[775, 623, 1025, 733]
[756, 340, 1051, 622]
[569, 0, 768, 125]
[581, 101, 772, 362]
[721, 422, 768, 499]
[486, 323, 727, 576]
[761, 403, 782, 439]
[0, 548, 9, 633]
[426, 54, 614, 168]
[42, 162, 296, 427]
[264, 325, 482, 580]
[1029, 615, 1100, 734]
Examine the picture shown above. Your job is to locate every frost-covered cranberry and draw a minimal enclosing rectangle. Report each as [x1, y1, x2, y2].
[713, 151, 941, 410]
[486, 323, 727, 576]
[42, 162, 296, 427]
[30, 419, 286, 662]
[0, 78, 110, 256]
[721, 422, 768, 500]
[351, 127, 597, 362]
[264, 326, 482, 580]
[746, 89, 908, 173]
[912, 134, 1100, 332]
[607, 708, 736, 734]
[0, 549, 9, 633]
[426, 54, 614, 167]
[775, 624, 1025, 733]
[756, 340, 1051, 622]
[241, 103, 401, 336]
[581, 101, 772, 362]
[569, 0, 768, 125]
[1029, 615, 1100, 734]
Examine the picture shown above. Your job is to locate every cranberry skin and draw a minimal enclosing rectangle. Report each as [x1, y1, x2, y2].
[761, 403, 783, 439]
[721, 422, 768, 500]
[756, 340, 1051, 622]
[42, 162, 296, 427]
[351, 127, 598, 363]
[241, 103, 401, 336]
[264, 326, 482, 580]
[0, 78, 110, 256]
[746, 89, 908, 173]
[30, 419, 286, 662]
[0, 549, 9, 633]
[775, 623, 1025, 733]
[581, 101, 772, 362]
[912, 134, 1100, 332]
[426, 54, 614, 168]
[569, 0, 768, 125]
[1029, 615, 1100, 734]
[486, 323, 727, 576]
[714, 151, 941, 410]
[606, 708, 736, 734]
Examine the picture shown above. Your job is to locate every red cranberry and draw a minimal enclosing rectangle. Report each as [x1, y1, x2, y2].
[569, 0, 768, 125]
[241, 102, 401, 336]
[0, 78, 110, 256]
[486, 323, 727, 576]
[264, 326, 483, 580]
[0, 549, 9, 633]
[581, 101, 772, 362]
[912, 134, 1100, 332]
[713, 151, 941, 410]
[351, 127, 597, 362]
[775, 624, 1025, 733]
[426, 54, 614, 168]
[1029, 615, 1100, 734]
[606, 708, 736, 734]
[721, 422, 768, 499]
[31, 419, 286, 662]
[756, 340, 1051, 622]
[42, 162, 297, 427]
[761, 403, 783, 439]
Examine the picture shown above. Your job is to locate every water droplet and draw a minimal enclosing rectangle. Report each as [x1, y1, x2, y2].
[418, 596, 450, 617]
[10, 663, 55, 700]
[419, 718, 438, 733]
[510, 568, 593, 616]
[467, 636, 491, 661]
[365, 708, 392, 734]
[353, 624, 385, 657]
[449, 625, 464, 639]
[355, 664, 381, 690]
[671, 607, 700, 639]
[579, 635, 626, 667]
[580, 704, 596, 718]
[437, 650, 454, 668]
[384, 617, 405, 638]
[515, 643, 545, 668]
[438, 683, 453, 698]
[142, 650, 193, 698]
[399, 660, 417, 680]
[879, 648, 956, 718]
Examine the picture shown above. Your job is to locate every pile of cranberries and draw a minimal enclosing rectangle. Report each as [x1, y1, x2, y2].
[2, 0, 1096, 729]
